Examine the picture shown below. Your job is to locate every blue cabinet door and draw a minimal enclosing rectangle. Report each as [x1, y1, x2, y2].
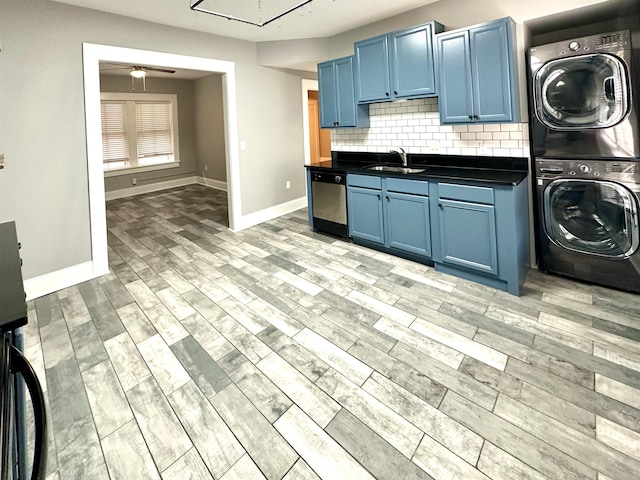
[318, 56, 369, 129]
[318, 60, 337, 128]
[470, 19, 514, 122]
[354, 34, 391, 103]
[436, 17, 518, 124]
[438, 199, 498, 275]
[386, 192, 431, 256]
[347, 186, 384, 245]
[335, 56, 357, 127]
[391, 24, 437, 98]
[436, 30, 475, 124]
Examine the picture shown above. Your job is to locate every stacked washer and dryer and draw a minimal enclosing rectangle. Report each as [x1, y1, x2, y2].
[528, 30, 640, 292]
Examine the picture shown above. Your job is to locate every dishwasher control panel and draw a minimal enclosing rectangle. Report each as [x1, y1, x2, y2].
[312, 171, 346, 184]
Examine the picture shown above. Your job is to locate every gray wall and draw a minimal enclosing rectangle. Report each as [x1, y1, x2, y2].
[326, 0, 609, 59]
[0, 0, 308, 280]
[100, 74, 198, 192]
[194, 74, 227, 183]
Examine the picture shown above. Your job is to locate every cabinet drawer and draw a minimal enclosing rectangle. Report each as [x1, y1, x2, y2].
[347, 174, 382, 189]
[438, 183, 494, 204]
[386, 178, 429, 196]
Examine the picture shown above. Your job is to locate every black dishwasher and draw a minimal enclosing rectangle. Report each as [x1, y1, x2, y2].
[0, 222, 47, 480]
[310, 170, 349, 238]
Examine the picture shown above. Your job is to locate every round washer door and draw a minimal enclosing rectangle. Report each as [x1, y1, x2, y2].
[544, 179, 639, 257]
[534, 53, 629, 129]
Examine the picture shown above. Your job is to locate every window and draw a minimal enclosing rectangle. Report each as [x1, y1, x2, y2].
[100, 93, 180, 176]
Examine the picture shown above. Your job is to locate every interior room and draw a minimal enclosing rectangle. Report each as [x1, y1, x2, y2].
[1, 0, 640, 479]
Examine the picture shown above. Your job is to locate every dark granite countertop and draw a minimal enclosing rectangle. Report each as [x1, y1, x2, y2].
[306, 151, 529, 186]
[0, 222, 27, 333]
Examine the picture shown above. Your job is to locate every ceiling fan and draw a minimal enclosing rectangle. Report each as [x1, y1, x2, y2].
[100, 63, 176, 91]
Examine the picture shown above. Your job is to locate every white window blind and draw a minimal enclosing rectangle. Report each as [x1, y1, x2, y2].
[100, 93, 179, 174]
[101, 102, 129, 164]
[136, 102, 174, 159]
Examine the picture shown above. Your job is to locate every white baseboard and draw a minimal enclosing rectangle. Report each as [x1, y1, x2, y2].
[231, 196, 308, 232]
[23, 261, 107, 301]
[105, 176, 198, 201]
[196, 176, 227, 191]
[25, 187, 304, 299]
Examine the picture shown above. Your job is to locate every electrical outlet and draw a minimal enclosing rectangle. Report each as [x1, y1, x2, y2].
[0, 154, 5, 170]
[478, 142, 491, 155]
[285, 181, 291, 189]
[430, 141, 440, 150]
[132, 178, 137, 185]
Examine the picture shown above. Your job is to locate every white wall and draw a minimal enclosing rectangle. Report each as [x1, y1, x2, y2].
[0, 0, 308, 283]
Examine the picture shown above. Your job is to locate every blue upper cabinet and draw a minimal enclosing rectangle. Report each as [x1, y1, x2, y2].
[391, 24, 440, 99]
[436, 17, 520, 124]
[354, 34, 391, 103]
[355, 22, 444, 104]
[317, 56, 370, 129]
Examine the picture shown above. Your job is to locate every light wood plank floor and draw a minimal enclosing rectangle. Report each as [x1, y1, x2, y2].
[25, 184, 640, 480]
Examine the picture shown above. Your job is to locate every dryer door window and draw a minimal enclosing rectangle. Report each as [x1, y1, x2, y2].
[544, 179, 639, 257]
[534, 54, 629, 129]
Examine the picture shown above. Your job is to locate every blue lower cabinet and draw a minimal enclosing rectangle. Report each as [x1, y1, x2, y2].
[386, 192, 431, 257]
[344, 174, 529, 295]
[432, 180, 530, 295]
[437, 199, 497, 274]
[347, 185, 385, 245]
[347, 174, 432, 260]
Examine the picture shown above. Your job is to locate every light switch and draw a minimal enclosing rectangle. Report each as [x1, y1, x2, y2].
[240, 141, 247, 151]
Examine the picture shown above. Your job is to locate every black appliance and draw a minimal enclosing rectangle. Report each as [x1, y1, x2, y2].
[309, 169, 349, 238]
[529, 30, 640, 159]
[535, 159, 640, 292]
[0, 222, 47, 480]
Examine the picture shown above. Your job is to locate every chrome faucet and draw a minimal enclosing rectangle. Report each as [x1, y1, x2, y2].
[390, 147, 408, 166]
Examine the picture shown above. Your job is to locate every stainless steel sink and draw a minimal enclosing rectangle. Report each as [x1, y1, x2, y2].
[366, 165, 425, 174]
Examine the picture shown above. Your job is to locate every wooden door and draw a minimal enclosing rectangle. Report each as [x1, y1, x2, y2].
[308, 90, 331, 164]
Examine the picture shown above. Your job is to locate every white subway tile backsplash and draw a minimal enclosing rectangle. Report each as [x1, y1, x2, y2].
[493, 148, 511, 156]
[492, 132, 510, 140]
[332, 98, 530, 158]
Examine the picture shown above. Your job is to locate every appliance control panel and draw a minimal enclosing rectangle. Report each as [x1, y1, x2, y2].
[553, 30, 630, 56]
[536, 159, 640, 182]
[311, 171, 346, 185]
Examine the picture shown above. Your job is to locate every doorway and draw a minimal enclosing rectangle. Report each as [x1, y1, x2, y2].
[307, 90, 331, 165]
[83, 43, 241, 278]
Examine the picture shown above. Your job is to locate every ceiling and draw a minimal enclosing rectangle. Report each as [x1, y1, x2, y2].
[55, 0, 440, 43]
